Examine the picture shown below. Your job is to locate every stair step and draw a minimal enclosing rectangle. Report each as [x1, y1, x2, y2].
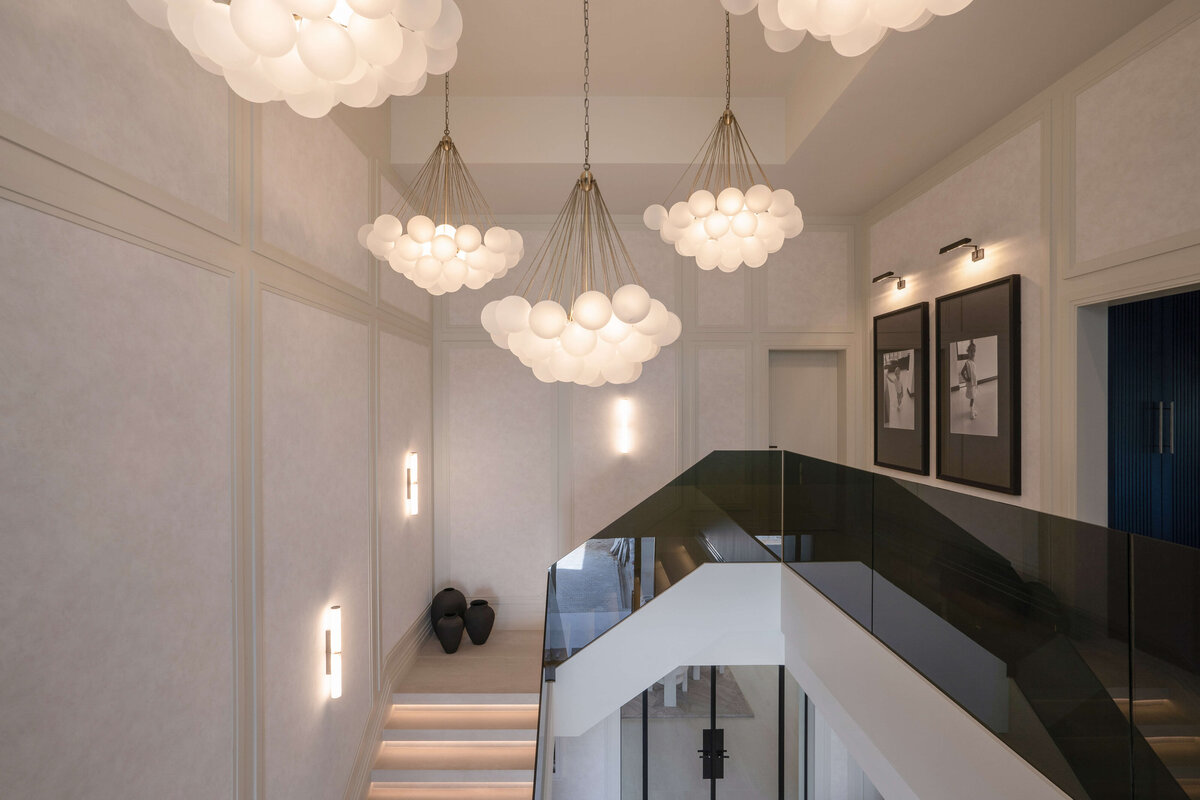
[368, 782, 533, 800]
[374, 740, 537, 772]
[370, 770, 536, 784]
[1146, 736, 1200, 767]
[393, 693, 539, 705]
[388, 704, 539, 731]
[383, 728, 536, 742]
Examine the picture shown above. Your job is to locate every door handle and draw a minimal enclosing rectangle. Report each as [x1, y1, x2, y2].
[1169, 401, 1175, 455]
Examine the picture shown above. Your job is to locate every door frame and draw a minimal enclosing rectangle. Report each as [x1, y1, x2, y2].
[756, 342, 853, 464]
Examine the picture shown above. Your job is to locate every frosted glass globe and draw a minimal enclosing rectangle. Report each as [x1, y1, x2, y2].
[496, 295, 531, 334]
[781, 206, 805, 236]
[572, 291, 613, 331]
[397, 235, 422, 261]
[348, 0, 396, 18]
[167, 0, 205, 53]
[688, 190, 717, 218]
[529, 300, 568, 340]
[128, 0, 170, 29]
[597, 315, 631, 344]
[731, 210, 758, 237]
[897, 10, 935, 32]
[387, 251, 412, 275]
[816, 0, 869, 37]
[927, 0, 975, 15]
[560, 322, 598, 357]
[374, 214, 403, 240]
[765, 26, 807, 52]
[386, 28, 429, 82]
[425, 44, 457, 76]
[298, 19, 357, 82]
[225, 62, 282, 103]
[696, 242, 720, 271]
[720, 0, 759, 14]
[744, 184, 773, 213]
[454, 224, 482, 252]
[285, 84, 337, 119]
[423, 0, 464, 49]
[264, 48, 319, 95]
[704, 213, 731, 239]
[483, 227, 511, 253]
[668, 202, 692, 229]
[611, 284, 652, 325]
[532, 360, 556, 384]
[741, 237, 768, 268]
[357, 223, 374, 248]
[415, 255, 441, 283]
[407, 215, 435, 243]
[758, 0, 787, 31]
[480, 299, 501, 334]
[635, 300, 669, 336]
[654, 313, 683, 347]
[869, 0, 928, 28]
[618, 333, 655, 363]
[394, 0, 444, 31]
[339, 70, 380, 107]
[550, 350, 583, 383]
[769, 188, 796, 217]
[442, 256, 467, 282]
[230, 0, 297, 58]
[513, 328, 554, 362]
[507, 229, 524, 254]
[643, 204, 668, 231]
[292, 0, 338, 19]
[832, 22, 886, 57]
[602, 359, 636, 385]
[490, 331, 509, 349]
[430, 235, 457, 261]
[194, 2, 256, 69]
[716, 187, 745, 216]
[463, 268, 489, 290]
[777, 0, 819, 31]
[347, 15, 404, 64]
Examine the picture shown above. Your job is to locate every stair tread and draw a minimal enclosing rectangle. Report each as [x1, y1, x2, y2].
[375, 741, 537, 771]
[368, 783, 533, 800]
[393, 693, 539, 705]
[388, 704, 538, 730]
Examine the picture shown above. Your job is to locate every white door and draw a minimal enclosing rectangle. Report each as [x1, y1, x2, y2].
[768, 350, 841, 461]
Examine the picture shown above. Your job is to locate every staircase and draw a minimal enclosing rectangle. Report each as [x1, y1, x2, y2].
[369, 630, 543, 800]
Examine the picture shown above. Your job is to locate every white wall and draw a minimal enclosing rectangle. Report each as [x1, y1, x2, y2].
[862, 0, 1200, 517]
[0, 2, 433, 798]
[433, 217, 860, 626]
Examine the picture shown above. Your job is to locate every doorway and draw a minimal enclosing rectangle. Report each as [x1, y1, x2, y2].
[768, 350, 843, 461]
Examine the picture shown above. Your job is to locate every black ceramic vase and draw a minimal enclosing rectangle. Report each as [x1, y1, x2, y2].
[464, 599, 495, 646]
[430, 587, 466, 628]
[435, 612, 465, 654]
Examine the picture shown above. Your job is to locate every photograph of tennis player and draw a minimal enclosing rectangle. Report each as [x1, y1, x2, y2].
[882, 349, 916, 431]
[949, 336, 998, 437]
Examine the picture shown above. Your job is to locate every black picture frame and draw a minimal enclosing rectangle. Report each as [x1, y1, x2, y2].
[935, 275, 1021, 494]
[873, 302, 930, 475]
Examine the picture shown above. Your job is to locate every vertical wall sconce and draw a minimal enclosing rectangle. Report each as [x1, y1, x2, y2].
[405, 452, 419, 516]
[616, 398, 634, 454]
[325, 605, 342, 700]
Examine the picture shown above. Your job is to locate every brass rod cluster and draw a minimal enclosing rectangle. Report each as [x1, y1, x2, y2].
[388, 134, 497, 232]
[516, 171, 642, 305]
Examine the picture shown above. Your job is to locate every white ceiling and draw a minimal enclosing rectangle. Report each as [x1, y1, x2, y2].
[392, 0, 1171, 216]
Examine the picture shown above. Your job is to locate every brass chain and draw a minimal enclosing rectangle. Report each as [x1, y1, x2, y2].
[444, 72, 450, 135]
[582, 0, 591, 170]
[725, 11, 731, 111]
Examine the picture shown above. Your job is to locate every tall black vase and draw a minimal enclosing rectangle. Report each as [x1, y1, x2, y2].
[430, 587, 466, 628]
[464, 599, 495, 645]
[435, 612, 465, 654]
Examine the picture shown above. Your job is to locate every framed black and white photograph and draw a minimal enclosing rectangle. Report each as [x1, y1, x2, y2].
[874, 302, 929, 475]
[936, 276, 1021, 494]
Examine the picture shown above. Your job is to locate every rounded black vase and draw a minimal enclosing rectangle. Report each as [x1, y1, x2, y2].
[434, 612, 465, 654]
[464, 599, 495, 646]
[430, 587, 466, 628]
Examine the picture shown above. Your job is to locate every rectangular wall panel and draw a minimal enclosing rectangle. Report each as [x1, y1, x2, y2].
[1075, 18, 1200, 266]
[0, 200, 235, 799]
[261, 292, 371, 800]
[379, 331, 433, 653]
[260, 105, 370, 292]
[0, 1, 232, 222]
[696, 268, 750, 330]
[765, 229, 852, 332]
[445, 344, 558, 618]
[696, 345, 751, 458]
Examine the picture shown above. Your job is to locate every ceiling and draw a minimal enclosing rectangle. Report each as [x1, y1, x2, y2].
[392, 0, 1171, 217]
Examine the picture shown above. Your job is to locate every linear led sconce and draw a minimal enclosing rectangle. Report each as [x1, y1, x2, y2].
[872, 271, 906, 290]
[939, 237, 985, 262]
[406, 452, 418, 516]
[325, 606, 342, 700]
[616, 398, 633, 455]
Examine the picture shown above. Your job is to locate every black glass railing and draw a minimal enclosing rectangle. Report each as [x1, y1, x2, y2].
[534, 450, 1200, 800]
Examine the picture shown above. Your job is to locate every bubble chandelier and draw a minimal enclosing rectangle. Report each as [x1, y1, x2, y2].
[124, 0, 463, 118]
[481, 0, 681, 387]
[643, 13, 803, 274]
[358, 75, 524, 295]
[720, 0, 976, 57]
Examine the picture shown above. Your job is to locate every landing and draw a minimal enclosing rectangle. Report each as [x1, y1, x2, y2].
[396, 629, 544, 695]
